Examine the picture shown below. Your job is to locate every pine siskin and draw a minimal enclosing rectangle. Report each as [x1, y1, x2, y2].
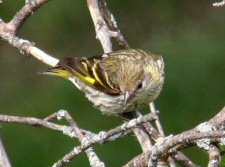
[41, 49, 164, 115]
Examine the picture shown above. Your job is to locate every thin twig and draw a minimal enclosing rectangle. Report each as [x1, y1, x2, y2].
[87, 0, 113, 53]
[207, 145, 221, 167]
[125, 119, 198, 167]
[8, 0, 51, 32]
[0, 136, 12, 167]
[0, 114, 66, 133]
[149, 107, 225, 167]
[149, 103, 176, 167]
[123, 152, 151, 167]
[124, 151, 200, 167]
[133, 127, 153, 153]
[0, 113, 95, 139]
[149, 131, 225, 167]
[98, 0, 130, 49]
[172, 152, 200, 167]
[149, 103, 165, 136]
[53, 113, 157, 167]
[0, 112, 156, 167]
[208, 106, 225, 129]
[124, 107, 225, 167]
[0, 112, 129, 142]
[54, 110, 105, 167]
[0, 0, 58, 67]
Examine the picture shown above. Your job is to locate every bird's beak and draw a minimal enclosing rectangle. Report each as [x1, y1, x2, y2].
[124, 91, 135, 106]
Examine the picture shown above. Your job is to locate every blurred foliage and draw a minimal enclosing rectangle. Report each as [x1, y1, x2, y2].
[0, 0, 225, 166]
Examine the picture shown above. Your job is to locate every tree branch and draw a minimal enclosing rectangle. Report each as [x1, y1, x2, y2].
[0, 0, 58, 67]
[87, 0, 113, 53]
[124, 106, 225, 167]
[149, 106, 225, 167]
[53, 113, 157, 167]
[149, 103, 176, 167]
[213, 0, 225, 7]
[0, 111, 156, 167]
[8, 0, 50, 32]
[98, 0, 130, 49]
[124, 151, 200, 167]
[0, 136, 11, 167]
[207, 145, 220, 167]
[0, 0, 224, 166]
[47, 110, 105, 167]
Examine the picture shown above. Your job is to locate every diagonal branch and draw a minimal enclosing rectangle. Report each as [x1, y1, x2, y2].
[46, 110, 105, 167]
[149, 103, 176, 167]
[98, 0, 130, 49]
[124, 151, 200, 167]
[207, 145, 220, 167]
[0, 136, 12, 167]
[149, 106, 225, 167]
[87, 0, 113, 53]
[0, 111, 156, 167]
[8, 0, 51, 32]
[53, 113, 157, 167]
[0, 0, 58, 67]
[123, 107, 225, 167]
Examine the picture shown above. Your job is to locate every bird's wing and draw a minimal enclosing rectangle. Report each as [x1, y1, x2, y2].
[58, 56, 121, 95]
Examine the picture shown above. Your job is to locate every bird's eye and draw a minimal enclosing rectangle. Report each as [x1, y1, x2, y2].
[137, 83, 143, 89]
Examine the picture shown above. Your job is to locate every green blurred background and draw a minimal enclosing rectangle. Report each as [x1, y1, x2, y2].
[0, 0, 225, 166]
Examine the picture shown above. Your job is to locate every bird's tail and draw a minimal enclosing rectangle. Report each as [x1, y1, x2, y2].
[38, 66, 72, 78]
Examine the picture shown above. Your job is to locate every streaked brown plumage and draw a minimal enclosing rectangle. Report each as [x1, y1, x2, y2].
[41, 49, 164, 115]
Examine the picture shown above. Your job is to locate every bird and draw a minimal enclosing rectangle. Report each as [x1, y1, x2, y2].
[40, 49, 164, 116]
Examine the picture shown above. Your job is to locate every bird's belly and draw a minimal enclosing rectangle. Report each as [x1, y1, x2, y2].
[69, 77, 161, 115]
[84, 86, 155, 115]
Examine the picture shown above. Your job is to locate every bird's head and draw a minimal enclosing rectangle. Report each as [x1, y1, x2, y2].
[117, 64, 153, 106]
[118, 57, 164, 108]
